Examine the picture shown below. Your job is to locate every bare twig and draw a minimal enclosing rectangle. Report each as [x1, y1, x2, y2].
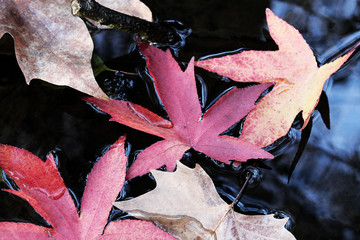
[71, 0, 181, 45]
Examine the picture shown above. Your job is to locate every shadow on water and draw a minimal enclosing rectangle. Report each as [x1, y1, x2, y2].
[0, 0, 359, 239]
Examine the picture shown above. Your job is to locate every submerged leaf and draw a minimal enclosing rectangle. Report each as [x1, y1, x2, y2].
[129, 210, 215, 240]
[91, 54, 116, 77]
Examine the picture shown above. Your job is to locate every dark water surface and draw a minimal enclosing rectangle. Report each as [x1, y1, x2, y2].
[1, 0, 360, 239]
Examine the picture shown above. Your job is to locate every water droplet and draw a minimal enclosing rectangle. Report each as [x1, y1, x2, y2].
[6, 169, 67, 200]
[126, 102, 173, 128]
[31, 186, 67, 200]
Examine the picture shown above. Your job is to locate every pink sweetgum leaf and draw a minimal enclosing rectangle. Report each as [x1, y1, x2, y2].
[195, 8, 359, 148]
[98, 219, 176, 240]
[0, 136, 174, 239]
[79, 136, 128, 239]
[0, 145, 80, 239]
[86, 44, 273, 179]
[0, 222, 51, 240]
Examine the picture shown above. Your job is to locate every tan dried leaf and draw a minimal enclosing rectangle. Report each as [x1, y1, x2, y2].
[129, 210, 215, 240]
[0, 0, 108, 99]
[98, 0, 152, 22]
[114, 162, 296, 240]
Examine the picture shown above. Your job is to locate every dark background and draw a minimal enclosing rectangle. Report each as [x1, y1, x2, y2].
[0, 0, 359, 239]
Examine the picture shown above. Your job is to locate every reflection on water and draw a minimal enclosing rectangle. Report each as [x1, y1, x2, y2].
[266, 2, 360, 239]
[0, 0, 359, 239]
[317, 61, 360, 156]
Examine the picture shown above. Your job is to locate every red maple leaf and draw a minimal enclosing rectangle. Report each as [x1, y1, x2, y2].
[0, 137, 175, 240]
[86, 44, 273, 179]
[195, 8, 359, 148]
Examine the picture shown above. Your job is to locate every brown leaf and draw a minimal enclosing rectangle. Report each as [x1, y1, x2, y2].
[114, 162, 296, 240]
[128, 210, 215, 240]
[0, 0, 108, 99]
[84, 0, 153, 29]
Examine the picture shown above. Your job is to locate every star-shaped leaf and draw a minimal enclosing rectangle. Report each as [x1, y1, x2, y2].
[86, 43, 273, 179]
[0, 137, 174, 239]
[195, 8, 359, 147]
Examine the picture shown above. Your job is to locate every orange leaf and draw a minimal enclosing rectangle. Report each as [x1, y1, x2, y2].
[195, 8, 359, 147]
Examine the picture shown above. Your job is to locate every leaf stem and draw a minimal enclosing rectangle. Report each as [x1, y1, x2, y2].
[230, 171, 252, 208]
[210, 171, 252, 238]
[71, 0, 181, 45]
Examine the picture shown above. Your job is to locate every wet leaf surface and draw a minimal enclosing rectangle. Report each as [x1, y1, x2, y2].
[195, 9, 359, 148]
[0, 0, 108, 99]
[0, 0, 359, 239]
[87, 43, 273, 179]
[0, 137, 174, 239]
[115, 162, 296, 240]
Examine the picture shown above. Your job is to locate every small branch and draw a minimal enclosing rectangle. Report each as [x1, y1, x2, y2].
[71, 0, 181, 45]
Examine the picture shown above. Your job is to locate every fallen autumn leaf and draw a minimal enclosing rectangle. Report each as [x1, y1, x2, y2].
[114, 162, 296, 240]
[0, 0, 111, 99]
[86, 43, 273, 179]
[195, 8, 359, 148]
[0, 136, 175, 240]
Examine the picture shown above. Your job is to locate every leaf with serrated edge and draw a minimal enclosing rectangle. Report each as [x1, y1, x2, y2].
[195, 8, 359, 148]
[86, 43, 273, 179]
[114, 162, 296, 240]
[0, 137, 174, 240]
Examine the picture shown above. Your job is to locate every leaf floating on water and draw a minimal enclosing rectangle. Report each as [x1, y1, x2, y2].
[0, 0, 108, 99]
[0, 137, 174, 239]
[114, 162, 296, 240]
[86, 43, 273, 179]
[195, 8, 359, 148]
